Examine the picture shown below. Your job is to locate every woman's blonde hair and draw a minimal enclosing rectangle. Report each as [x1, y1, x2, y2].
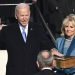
[61, 14, 75, 36]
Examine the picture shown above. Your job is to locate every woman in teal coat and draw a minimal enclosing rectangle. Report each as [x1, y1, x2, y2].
[52, 14, 75, 75]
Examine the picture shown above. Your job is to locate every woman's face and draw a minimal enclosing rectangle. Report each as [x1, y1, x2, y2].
[64, 21, 75, 37]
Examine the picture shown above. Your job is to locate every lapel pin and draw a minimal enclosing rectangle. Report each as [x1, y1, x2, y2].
[30, 28, 33, 31]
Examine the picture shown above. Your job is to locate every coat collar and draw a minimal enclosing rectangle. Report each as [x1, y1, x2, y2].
[66, 36, 75, 56]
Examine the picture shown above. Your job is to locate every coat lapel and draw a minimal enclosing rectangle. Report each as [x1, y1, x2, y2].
[57, 37, 65, 53]
[26, 22, 34, 43]
[14, 23, 27, 46]
[14, 22, 34, 46]
[66, 37, 75, 56]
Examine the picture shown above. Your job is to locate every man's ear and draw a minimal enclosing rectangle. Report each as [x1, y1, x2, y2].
[36, 61, 39, 68]
[15, 14, 17, 19]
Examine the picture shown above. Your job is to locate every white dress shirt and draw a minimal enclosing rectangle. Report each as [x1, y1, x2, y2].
[19, 24, 28, 38]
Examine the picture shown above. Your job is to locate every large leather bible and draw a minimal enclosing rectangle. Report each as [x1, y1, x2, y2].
[55, 56, 75, 69]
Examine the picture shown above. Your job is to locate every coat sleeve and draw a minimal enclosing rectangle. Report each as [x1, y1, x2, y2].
[0, 27, 7, 50]
[38, 24, 55, 50]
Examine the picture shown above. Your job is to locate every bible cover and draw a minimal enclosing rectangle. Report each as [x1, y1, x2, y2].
[55, 56, 75, 69]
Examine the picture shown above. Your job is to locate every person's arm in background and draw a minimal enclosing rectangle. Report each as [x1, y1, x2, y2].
[0, 26, 7, 50]
[37, 23, 55, 50]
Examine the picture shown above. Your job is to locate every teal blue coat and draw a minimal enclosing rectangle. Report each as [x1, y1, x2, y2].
[56, 36, 75, 74]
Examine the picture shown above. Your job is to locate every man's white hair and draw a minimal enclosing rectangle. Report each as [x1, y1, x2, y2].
[15, 3, 30, 14]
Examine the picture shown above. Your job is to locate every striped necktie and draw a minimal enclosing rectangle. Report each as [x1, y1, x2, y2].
[22, 28, 26, 42]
